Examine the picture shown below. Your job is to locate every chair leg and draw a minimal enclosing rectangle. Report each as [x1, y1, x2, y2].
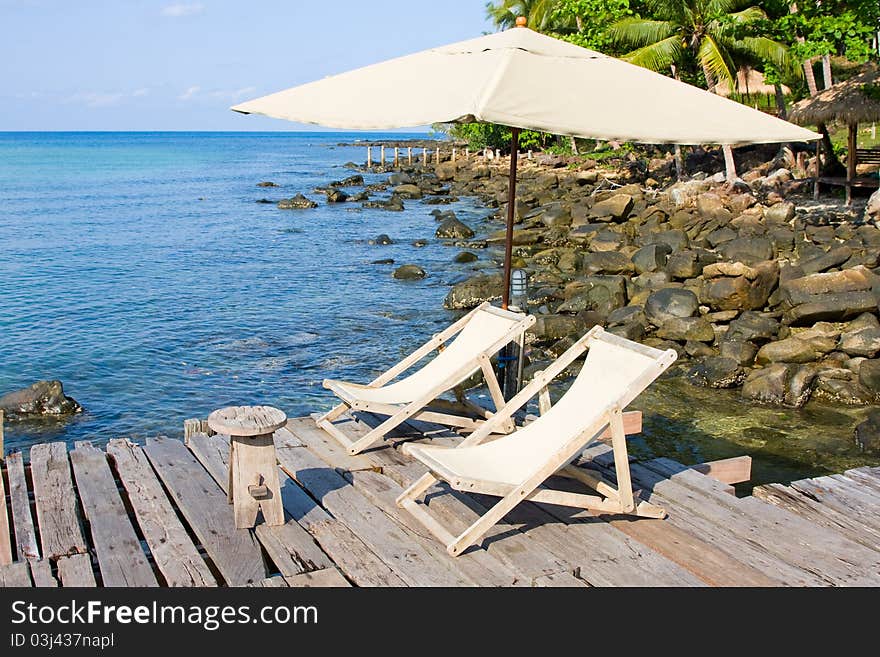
[316, 402, 347, 425]
[609, 407, 635, 513]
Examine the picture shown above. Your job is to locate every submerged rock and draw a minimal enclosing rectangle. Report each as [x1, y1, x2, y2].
[436, 217, 475, 239]
[444, 273, 504, 309]
[854, 409, 880, 454]
[0, 380, 82, 419]
[392, 264, 426, 280]
[370, 234, 394, 245]
[277, 194, 318, 209]
[687, 357, 745, 389]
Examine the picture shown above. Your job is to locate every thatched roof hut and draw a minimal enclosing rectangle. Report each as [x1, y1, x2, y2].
[715, 68, 790, 98]
[789, 67, 880, 204]
[789, 67, 880, 126]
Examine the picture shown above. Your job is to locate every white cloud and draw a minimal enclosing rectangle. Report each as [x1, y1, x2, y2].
[160, 3, 205, 17]
[178, 85, 201, 100]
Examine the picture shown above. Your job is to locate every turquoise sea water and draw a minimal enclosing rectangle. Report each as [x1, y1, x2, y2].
[1, 131, 877, 487]
[0, 132, 490, 448]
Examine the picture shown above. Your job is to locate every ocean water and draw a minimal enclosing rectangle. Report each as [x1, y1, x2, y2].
[0, 132, 488, 447]
[0, 131, 877, 487]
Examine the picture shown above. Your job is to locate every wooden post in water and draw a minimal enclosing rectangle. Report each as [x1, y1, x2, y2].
[528, 150, 533, 160]
[367, 146, 372, 168]
[435, 147, 440, 164]
[380, 145, 386, 167]
[423, 148, 428, 165]
[452, 148, 457, 163]
[407, 147, 412, 165]
[0, 410, 4, 460]
[495, 149, 501, 159]
[465, 148, 470, 159]
[394, 147, 399, 167]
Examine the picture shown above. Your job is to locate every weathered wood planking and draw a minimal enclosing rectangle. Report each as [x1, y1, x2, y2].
[753, 483, 880, 552]
[345, 469, 521, 586]
[284, 567, 351, 588]
[186, 432, 335, 577]
[277, 445, 475, 586]
[6, 452, 39, 560]
[29, 442, 87, 560]
[288, 417, 377, 473]
[28, 559, 57, 587]
[0, 561, 32, 587]
[343, 417, 581, 584]
[106, 439, 216, 587]
[790, 475, 880, 533]
[143, 437, 265, 587]
[630, 459, 880, 586]
[56, 553, 96, 587]
[70, 442, 157, 587]
[0, 461, 13, 566]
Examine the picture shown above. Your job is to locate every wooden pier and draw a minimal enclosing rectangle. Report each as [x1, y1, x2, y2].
[1, 412, 879, 587]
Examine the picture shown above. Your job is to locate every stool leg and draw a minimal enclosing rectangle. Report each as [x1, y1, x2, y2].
[227, 438, 235, 504]
[231, 433, 284, 529]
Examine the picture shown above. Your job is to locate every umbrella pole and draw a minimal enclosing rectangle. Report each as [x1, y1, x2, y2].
[502, 127, 520, 309]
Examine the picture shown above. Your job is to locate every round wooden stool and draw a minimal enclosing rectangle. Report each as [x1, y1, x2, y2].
[207, 405, 287, 529]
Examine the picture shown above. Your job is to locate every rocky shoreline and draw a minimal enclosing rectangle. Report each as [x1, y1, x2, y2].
[265, 146, 880, 455]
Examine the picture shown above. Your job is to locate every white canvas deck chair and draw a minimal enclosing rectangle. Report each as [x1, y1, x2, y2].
[316, 302, 536, 455]
[396, 326, 677, 556]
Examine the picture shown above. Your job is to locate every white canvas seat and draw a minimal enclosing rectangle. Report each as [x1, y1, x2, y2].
[317, 302, 535, 455]
[397, 326, 677, 556]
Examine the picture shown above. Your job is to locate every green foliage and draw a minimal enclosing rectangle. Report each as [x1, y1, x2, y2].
[433, 122, 551, 151]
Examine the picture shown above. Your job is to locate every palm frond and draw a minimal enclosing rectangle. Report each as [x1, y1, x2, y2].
[645, 0, 689, 22]
[698, 34, 736, 88]
[735, 36, 793, 72]
[727, 6, 767, 23]
[608, 18, 677, 49]
[621, 36, 683, 73]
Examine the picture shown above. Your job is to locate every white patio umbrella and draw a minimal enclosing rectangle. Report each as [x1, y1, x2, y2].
[233, 21, 819, 307]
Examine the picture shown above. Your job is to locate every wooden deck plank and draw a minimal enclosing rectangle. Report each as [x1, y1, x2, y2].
[56, 553, 96, 587]
[313, 413, 572, 583]
[6, 451, 39, 560]
[186, 432, 335, 577]
[286, 417, 377, 472]
[29, 442, 87, 560]
[791, 475, 880, 532]
[0, 461, 12, 566]
[345, 469, 521, 586]
[70, 442, 157, 587]
[753, 483, 880, 552]
[284, 567, 351, 587]
[630, 459, 880, 586]
[277, 445, 476, 586]
[0, 561, 32, 587]
[28, 559, 57, 587]
[106, 439, 216, 587]
[583, 456, 822, 585]
[143, 437, 265, 586]
[841, 468, 880, 495]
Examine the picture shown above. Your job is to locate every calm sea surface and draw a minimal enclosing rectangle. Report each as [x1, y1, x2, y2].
[0, 132, 876, 486]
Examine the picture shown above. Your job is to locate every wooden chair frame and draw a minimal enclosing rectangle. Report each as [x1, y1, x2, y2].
[316, 302, 535, 455]
[396, 326, 677, 556]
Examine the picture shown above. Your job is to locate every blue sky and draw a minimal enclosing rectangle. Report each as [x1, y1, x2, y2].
[0, 1, 492, 130]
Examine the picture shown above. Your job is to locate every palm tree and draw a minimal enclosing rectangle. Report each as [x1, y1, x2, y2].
[609, 0, 794, 184]
[485, 0, 560, 32]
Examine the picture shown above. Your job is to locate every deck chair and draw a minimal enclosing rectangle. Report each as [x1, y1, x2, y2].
[316, 302, 536, 455]
[396, 325, 677, 556]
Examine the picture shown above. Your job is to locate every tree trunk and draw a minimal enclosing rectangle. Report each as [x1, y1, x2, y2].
[818, 123, 846, 176]
[774, 83, 787, 119]
[701, 64, 737, 184]
[802, 58, 818, 95]
[821, 54, 833, 89]
[569, 136, 578, 154]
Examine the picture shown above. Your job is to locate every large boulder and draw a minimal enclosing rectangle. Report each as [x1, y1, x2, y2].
[535, 203, 572, 228]
[854, 409, 880, 454]
[687, 357, 745, 389]
[755, 337, 820, 365]
[742, 364, 791, 405]
[558, 276, 627, 315]
[435, 161, 457, 181]
[700, 261, 779, 311]
[644, 288, 699, 326]
[436, 217, 475, 239]
[838, 313, 880, 357]
[443, 273, 503, 309]
[718, 237, 774, 265]
[780, 266, 876, 306]
[866, 189, 880, 223]
[393, 184, 423, 199]
[529, 314, 590, 343]
[783, 291, 878, 326]
[0, 381, 82, 419]
[656, 316, 715, 343]
[589, 194, 634, 221]
[631, 243, 672, 274]
[580, 252, 634, 275]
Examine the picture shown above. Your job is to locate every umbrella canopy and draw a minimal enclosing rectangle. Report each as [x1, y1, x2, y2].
[233, 26, 819, 146]
[789, 67, 880, 126]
